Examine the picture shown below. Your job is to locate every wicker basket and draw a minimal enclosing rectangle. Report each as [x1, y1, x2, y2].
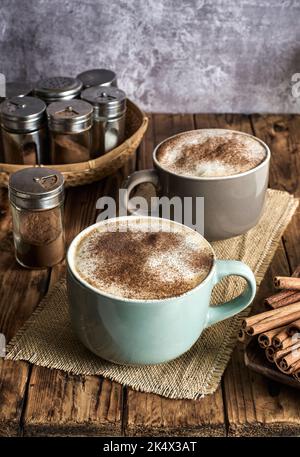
[0, 99, 148, 188]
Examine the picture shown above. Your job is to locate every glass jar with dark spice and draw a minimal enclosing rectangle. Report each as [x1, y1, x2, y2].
[81, 86, 126, 156]
[9, 168, 65, 269]
[0, 82, 32, 162]
[0, 96, 48, 165]
[47, 99, 94, 164]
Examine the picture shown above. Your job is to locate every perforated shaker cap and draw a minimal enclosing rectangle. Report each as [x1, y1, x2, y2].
[0, 96, 46, 132]
[80, 86, 126, 119]
[9, 167, 65, 210]
[46, 99, 93, 133]
[34, 76, 83, 103]
[77, 68, 117, 89]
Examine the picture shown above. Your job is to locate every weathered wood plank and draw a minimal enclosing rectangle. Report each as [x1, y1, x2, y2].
[125, 388, 225, 437]
[223, 113, 300, 436]
[251, 114, 300, 271]
[0, 360, 29, 437]
[22, 178, 126, 436]
[124, 113, 225, 437]
[224, 244, 295, 436]
[2, 113, 299, 437]
[0, 188, 50, 436]
[25, 369, 123, 437]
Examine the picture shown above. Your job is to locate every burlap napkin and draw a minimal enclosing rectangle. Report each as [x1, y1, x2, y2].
[6, 189, 299, 399]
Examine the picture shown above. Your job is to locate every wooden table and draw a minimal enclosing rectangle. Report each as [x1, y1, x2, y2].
[0, 113, 299, 437]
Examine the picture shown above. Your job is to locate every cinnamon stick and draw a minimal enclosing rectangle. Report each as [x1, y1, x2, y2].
[238, 328, 248, 343]
[273, 335, 297, 351]
[274, 276, 300, 291]
[275, 344, 300, 374]
[266, 292, 300, 309]
[287, 319, 300, 336]
[265, 346, 275, 363]
[264, 266, 300, 307]
[258, 326, 286, 348]
[242, 302, 300, 336]
[293, 369, 300, 382]
[279, 351, 300, 373]
[272, 327, 289, 349]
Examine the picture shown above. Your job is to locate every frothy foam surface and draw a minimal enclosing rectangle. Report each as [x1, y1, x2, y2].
[156, 129, 267, 178]
[74, 218, 214, 300]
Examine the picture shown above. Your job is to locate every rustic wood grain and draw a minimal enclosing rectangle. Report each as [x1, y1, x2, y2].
[22, 143, 138, 436]
[223, 114, 300, 436]
[22, 176, 127, 436]
[224, 243, 296, 436]
[193, 113, 300, 436]
[123, 113, 226, 437]
[24, 368, 123, 437]
[1, 113, 299, 437]
[125, 388, 225, 437]
[0, 360, 29, 437]
[251, 114, 300, 270]
[0, 188, 50, 436]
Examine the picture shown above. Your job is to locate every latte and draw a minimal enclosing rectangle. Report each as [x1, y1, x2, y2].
[156, 129, 267, 178]
[74, 218, 214, 300]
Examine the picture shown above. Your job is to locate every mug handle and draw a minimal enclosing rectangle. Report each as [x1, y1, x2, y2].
[121, 169, 160, 216]
[205, 260, 256, 328]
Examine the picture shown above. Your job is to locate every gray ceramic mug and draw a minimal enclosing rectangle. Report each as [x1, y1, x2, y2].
[122, 129, 270, 241]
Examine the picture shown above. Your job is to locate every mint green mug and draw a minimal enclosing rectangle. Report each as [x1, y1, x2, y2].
[67, 216, 256, 365]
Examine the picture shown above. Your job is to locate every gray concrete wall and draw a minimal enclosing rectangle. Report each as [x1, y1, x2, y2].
[0, 0, 299, 113]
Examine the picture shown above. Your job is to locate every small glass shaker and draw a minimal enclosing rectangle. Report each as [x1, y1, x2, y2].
[8, 167, 65, 269]
[34, 76, 83, 104]
[77, 69, 117, 89]
[81, 86, 126, 156]
[0, 82, 32, 162]
[0, 96, 48, 164]
[47, 99, 94, 164]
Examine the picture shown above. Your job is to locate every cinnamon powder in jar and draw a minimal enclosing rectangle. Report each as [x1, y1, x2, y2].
[9, 167, 65, 269]
[16, 208, 65, 268]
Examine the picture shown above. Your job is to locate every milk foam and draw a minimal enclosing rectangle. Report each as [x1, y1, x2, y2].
[74, 218, 214, 300]
[156, 129, 267, 178]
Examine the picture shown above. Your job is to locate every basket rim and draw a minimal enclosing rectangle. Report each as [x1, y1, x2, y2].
[0, 98, 148, 175]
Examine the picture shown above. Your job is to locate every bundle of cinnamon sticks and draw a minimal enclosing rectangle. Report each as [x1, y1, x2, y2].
[240, 266, 300, 381]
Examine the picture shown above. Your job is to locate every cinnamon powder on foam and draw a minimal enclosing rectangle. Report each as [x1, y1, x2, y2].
[74, 220, 214, 300]
[156, 130, 266, 178]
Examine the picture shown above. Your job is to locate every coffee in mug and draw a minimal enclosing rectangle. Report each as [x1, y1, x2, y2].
[67, 216, 256, 365]
[122, 129, 270, 241]
[74, 218, 214, 300]
[156, 129, 267, 178]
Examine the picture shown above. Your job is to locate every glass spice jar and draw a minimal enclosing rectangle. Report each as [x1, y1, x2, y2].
[80, 86, 126, 156]
[77, 68, 117, 89]
[47, 100, 94, 164]
[0, 96, 48, 165]
[0, 82, 32, 162]
[8, 168, 65, 269]
[34, 76, 83, 104]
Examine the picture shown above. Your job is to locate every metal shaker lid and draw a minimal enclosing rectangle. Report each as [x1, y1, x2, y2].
[77, 69, 117, 89]
[0, 96, 46, 132]
[47, 99, 93, 133]
[34, 77, 83, 103]
[9, 167, 64, 210]
[80, 86, 126, 119]
[0, 82, 32, 101]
